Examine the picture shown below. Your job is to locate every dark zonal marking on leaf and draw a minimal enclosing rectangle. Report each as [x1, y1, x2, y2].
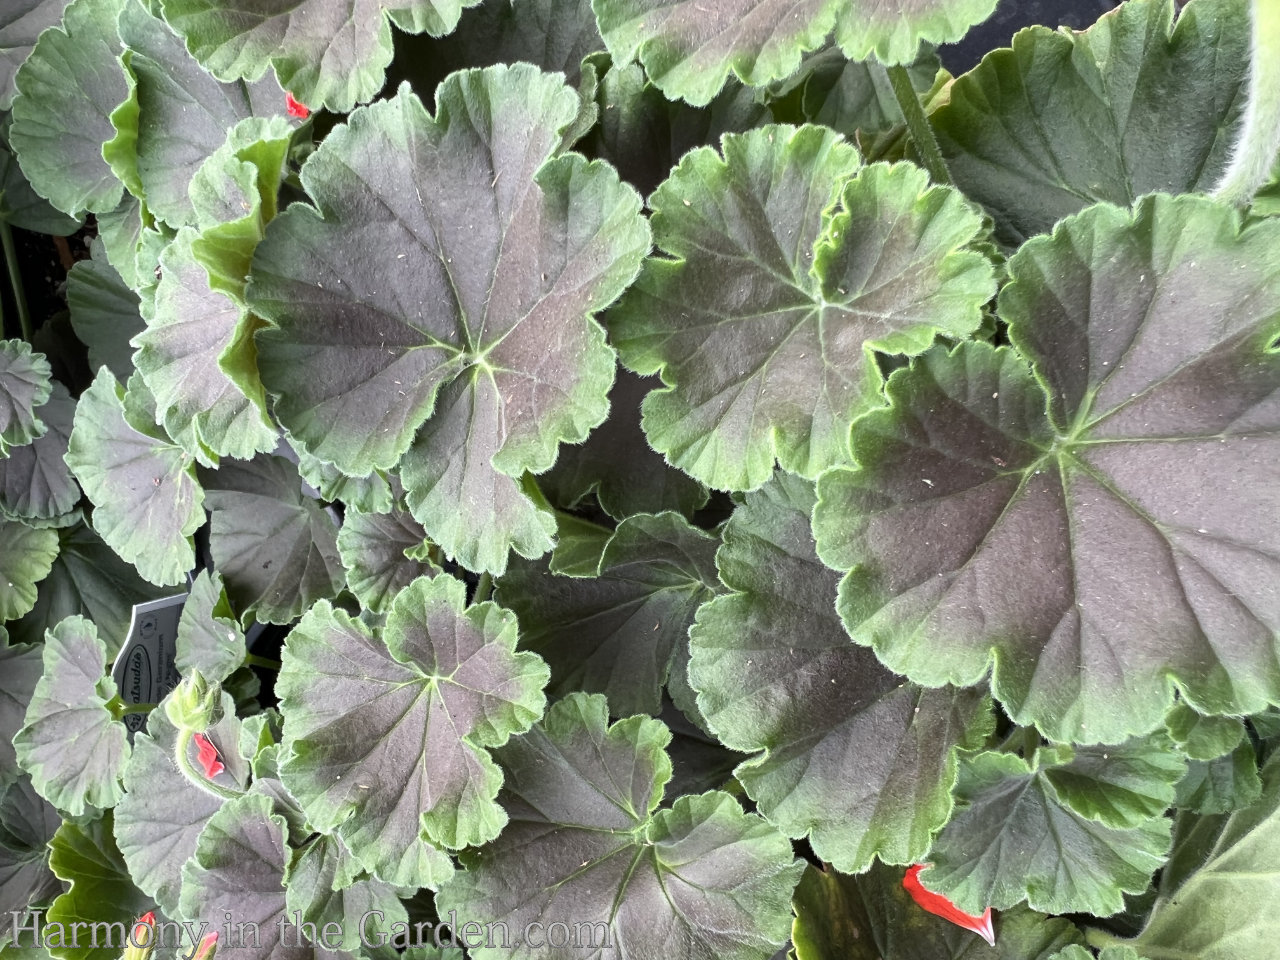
[436, 692, 804, 960]
[814, 194, 1280, 744]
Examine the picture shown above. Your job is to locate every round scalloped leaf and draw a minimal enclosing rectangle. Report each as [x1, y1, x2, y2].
[66, 249, 145, 383]
[175, 571, 247, 684]
[815, 195, 1280, 744]
[0, 643, 43, 786]
[1165, 704, 1246, 762]
[1042, 737, 1186, 830]
[497, 511, 719, 716]
[203, 454, 343, 625]
[335, 505, 438, 614]
[920, 748, 1172, 918]
[9, 0, 129, 217]
[0, 340, 50, 454]
[790, 862, 1087, 960]
[249, 68, 647, 575]
[932, 0, 1251, 245]
[64, 369, 203, 588]
[0, 384, 78, 522]
[593, 0, 996, 106]
[278, 575, 548, 883]
[437, 692, 803, 960]
[0, 519, 58, 621]
[159, 0, 483, 113]
[0, 0, 73, 109]
[690, 473, 992, 872]
[0, 127, 80, 235]
[13, 617, 129, 817]
[1174, 740, 1262, 815]
[0, 777, 63, 945]
[114, 694, 250, 917]
[611, 126, 995, 492]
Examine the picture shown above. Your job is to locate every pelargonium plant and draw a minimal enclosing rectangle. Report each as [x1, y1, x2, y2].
[1, 0, 1278, 958]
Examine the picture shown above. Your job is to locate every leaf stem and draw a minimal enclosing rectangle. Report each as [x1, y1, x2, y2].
[473, 571, 493, 605]
[885, 63, 951, 185]
[1021, 725, 1040, 763]
[174, 727, 245, 802]
[244, 653, 282, 671]
[0, 220, 32, 341]
[1213, 0, 1280, 205]
[1084, 926, 1129, 950]
[119, 702, 158, 716]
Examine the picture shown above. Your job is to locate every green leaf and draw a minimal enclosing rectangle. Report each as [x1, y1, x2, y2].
[690, 473, 991, 872]
[64, 369, 203, 588]
[66, 247, 144, 383]
[9, 0, 129, 216]
[0, 126, 79, 234]
[202, 454, 343, 625]
[932, 0, 1251, 245]
[1133, 752, 1280, 960]
[497, 511, 718, 716]
[5, 521, 169, 649]
[0, 519, 57, 620]
[114, 693, 250, 918]
[292, 447, 393, 513]
[610, 126, 995, 491]
[1173, 740, 1262, 815]
[814, 195, 1280, 744]
[175, 571, 246, 684]
[1040, 736, 1187, 830]
[0, 340, 50, 454]
[1165, 703, 1247, 761]
[0, 777, 63, 947]
[438, 692, 803, 960]
[593, 0, 995, 105]
[44, 813, 157, 960]
[278, 575, 547, 883]
[0, 643, 43, 786]
[0, 0, 73, 110]
[13, 617, 129, 816]
[159, 0, 484, 113]
[250, 68, 647, 575]
[790, 862, 1086, 960]
[1048, 948, 1148, 960]
[540, 368, 707, 520]
[0, 384, 78, 522]
[920, 749, 1171, 917]
[335, 504, 439, 615]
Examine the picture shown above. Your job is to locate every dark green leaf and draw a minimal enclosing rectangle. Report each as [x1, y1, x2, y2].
[611, 126, 995, 491]
[1173, 741, 1262, 815]
[1165, 703, 1247, 761]
[0, 384, 78, 522]
[0, 642, 42, 786]
[175, 571, 246, 684]
[1041, 737, 1187, 830]
[278, 575, 547, 883]
[0, 0, 73, 109]
[66, 248, 144, 383]
[0, 519, 57, 621]
[0, 128, 79, 234]
[437, 692, 803, 960]
[13, 617, 129, 816]
[292, 448, 393, 513]
[814, 195, 1280, 744]
[335, 505, 438, 614]
[0, 778, 63, 947]
[0, 340, 50, 454]
[498, 511, 718, 716]
[284, 834, 407, 955]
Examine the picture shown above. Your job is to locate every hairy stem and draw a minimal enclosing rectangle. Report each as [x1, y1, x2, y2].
[886, 63, 951, 185]
[473, 571, 493, 605]
[1213, 0, 1280, 205]
[244, 653, 282, 671]
[0, 220, 32, 342]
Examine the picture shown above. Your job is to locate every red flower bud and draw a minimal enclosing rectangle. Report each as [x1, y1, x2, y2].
[285, 92, 310, 119]
[903, 865, 995, 946]
[193, 733, 225, 779]
[192, 931, 218, 960]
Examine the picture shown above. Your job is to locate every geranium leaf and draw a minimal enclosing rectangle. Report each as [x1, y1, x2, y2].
[278, 575, 547, 882]
[932, 0, 1251, 245]
[690, 473, 991, 872]
[1173, 741, 1262, 815]
[45, 813, 159, 960]
[249, 67, 648, 574]
[9, 0, 129, 216]
[66, 247, 144, 382]
[292, 447, 394, 513]
[1041, 736, 1187, 830]
[0, 643, 43, 786]
[0, 0, 73, 109]
[0, 126, 80, 234]
[0, 519, 58, 621]
[540, 368, 708, 520]
[116, 0, 293, 227]
[814, 195, 1280, 744]
[610, 126, 995, 491]
[114, 693, 250, 918]
[159, 0, 484, 113]
[1165, 704, 1246, 762]
[920, 748, 1171, 917]
[593, 0, 996, 106]
[13, 617, 129, 817]
[437, 692, 803, 960]
[335, 505, 439, 614]
[5, 521, 169, 649]
[790, 862, 1087, 960]
[284, 834, 407, 955]
[202, 454, 343, 625]
[0, 777, 63, 946]
[0, 384, 78, 522]
[0, 340, 50, 454]
[1133, 752, 1280, 960]
[175, 571, 247, 684]
[498, 511, 719, 716]
[64, 369, 203, 588]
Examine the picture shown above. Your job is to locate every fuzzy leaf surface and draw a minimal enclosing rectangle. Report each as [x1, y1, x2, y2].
[335, 505, 438, 614]
[0, 340, 50, 455]
[0, 384, 78, 522]
[0, 519, 57, 621]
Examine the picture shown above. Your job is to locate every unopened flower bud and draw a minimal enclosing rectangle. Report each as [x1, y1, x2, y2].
[164, 669, 223, 732]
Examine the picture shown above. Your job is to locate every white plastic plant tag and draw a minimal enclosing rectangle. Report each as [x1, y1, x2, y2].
[111, 592, 188, 738]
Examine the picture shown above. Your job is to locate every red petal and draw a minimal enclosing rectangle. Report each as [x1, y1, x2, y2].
[193, 932, 219, 960]
[285, 92, 310, 119]
[193, 733, 225, 779]
[903, 865, 996, 946]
